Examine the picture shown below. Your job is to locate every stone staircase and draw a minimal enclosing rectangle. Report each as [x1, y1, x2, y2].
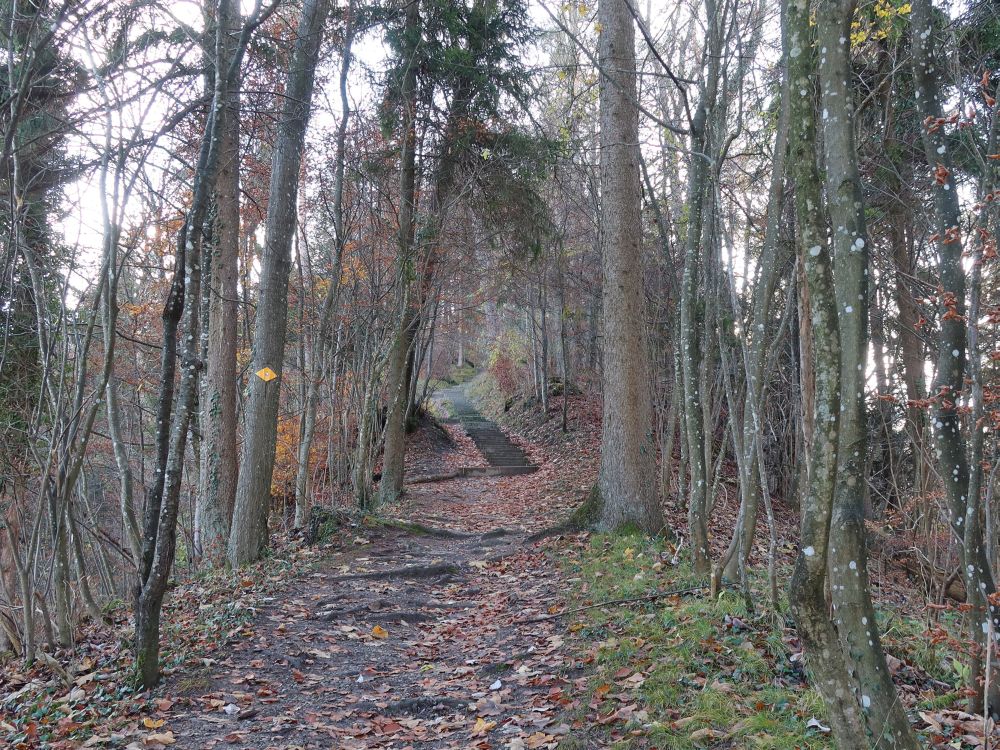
[439, 385, 537, 476]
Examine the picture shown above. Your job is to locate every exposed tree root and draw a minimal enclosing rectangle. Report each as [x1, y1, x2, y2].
[378, 518, 470, 539]
[406, 471, 460, 485]
[525, 486, 602, 543]
[333, 562, 461, 581]
[479, 529, 511, 540]
[361, 611, 434, 624]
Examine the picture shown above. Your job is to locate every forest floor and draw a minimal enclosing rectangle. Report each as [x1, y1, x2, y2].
[1, 380, 995, 749]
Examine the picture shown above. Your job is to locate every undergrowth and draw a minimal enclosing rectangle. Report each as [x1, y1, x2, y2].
[553, 531, 965, 749]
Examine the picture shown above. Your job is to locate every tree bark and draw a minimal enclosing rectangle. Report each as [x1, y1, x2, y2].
[594, 0, 662, 534]
[377, 0, 421, 508]
[229, 0, 331, 565]
[784, 1, 868, 745]
[198, 0, 241, 564]
[816, 2, 919, 744]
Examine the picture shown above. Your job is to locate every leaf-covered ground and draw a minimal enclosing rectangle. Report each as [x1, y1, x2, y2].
[1, 384, 994, 748]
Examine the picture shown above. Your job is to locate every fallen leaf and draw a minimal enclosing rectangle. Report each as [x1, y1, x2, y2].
[472, 717, 497, 736]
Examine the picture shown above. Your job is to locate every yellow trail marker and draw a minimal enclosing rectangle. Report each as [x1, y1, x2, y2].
[256, 366, 277, 382]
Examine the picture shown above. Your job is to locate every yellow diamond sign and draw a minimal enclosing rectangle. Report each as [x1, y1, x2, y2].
[256, 366, 277, 382]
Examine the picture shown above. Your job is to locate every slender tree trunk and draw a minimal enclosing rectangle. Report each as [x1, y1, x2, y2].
[891, 217, 929, 501]
[911, 0, 1000, 716]
[816, 2, 919, 744]
[680, 0, 724, 573]
[105, 376, 140, 566]
[294, 15, 355, 526]
[784, 1, 867, 745]
[527, 303, 540, 400]
[377, 0, 421, 508]
[229, 0, 331, 565]
[539, 282, 549, 416]
[558, 258, 570, 432]
[46, 480, 72, 647]
[722, 46, 791, 581]
[134, 0, 268, 681]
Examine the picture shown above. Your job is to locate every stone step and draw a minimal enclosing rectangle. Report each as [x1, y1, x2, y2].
[439, 385, 537, 473]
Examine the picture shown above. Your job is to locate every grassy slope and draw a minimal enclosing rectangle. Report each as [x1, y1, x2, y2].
[471, 372, 972, 749]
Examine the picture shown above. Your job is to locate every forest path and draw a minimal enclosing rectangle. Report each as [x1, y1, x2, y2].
[161, 408, 574, 749]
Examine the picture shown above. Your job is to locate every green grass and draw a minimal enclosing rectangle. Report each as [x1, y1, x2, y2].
[880, 610, 962, 689]
[553, 532, 978, 747]
[555, 533, 834, 749]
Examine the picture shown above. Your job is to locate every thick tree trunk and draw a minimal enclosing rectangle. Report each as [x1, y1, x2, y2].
[198, 0, 240, 563]
[594, 0, 662, 534]
[229, 0, 331, 565]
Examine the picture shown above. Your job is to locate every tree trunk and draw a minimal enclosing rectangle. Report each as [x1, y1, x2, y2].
[891, 217, 929, 501]
[679, 0, 724, 573]
[911, 0, 1000, 716]
[539, 282, 549, 416]
[594, 0, 662, 534]
[294, 15, 355, 527]
[784, 1, 868, 745]
[198, 0, 241, 563]
[721, 43, 791, 582]
[816, 2, 920, 744]
[229, 0, 331, 565]
[377, 0, 421, 508]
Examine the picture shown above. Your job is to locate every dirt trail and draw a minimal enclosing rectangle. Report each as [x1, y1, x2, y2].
[163, 402, 576, 749]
